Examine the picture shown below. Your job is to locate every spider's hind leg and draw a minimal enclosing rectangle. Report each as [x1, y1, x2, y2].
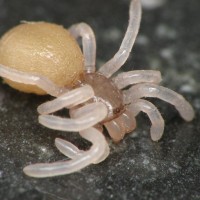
[0, 63, 66, 96]
[128, 99, 164, 141]
[69, 23, 96, 73]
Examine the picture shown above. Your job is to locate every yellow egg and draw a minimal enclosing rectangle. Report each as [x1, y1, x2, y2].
[0, 22, 84, 94]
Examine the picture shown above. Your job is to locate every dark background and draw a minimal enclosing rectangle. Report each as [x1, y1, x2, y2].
[0, 0, 200, 199]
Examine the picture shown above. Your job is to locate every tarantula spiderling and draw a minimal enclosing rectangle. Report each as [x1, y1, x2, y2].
[0, 0, 194, 178]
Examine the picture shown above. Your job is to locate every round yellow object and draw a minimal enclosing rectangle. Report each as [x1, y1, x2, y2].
[0, 22, 84, 94]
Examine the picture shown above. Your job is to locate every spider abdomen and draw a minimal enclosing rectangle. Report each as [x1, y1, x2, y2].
[0, 22, 84, 94]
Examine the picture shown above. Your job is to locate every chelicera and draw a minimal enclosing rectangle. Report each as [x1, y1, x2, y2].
[0, 0, 194, 178]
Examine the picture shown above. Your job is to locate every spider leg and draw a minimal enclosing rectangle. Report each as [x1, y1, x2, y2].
[37, 85, 94, 114]
[69, 23, 96, 73]
[113, 70, 162, 89]
[55, 136, 110, 164]
[128, 99, 164, 141]
[98, 0, 142, 78]
[39, 102, 108, 132]
[23, 127, 109, 178]
[123, 83, 195, 122]
[55, 138, 84, 159]
[0, 63, 66, 96]
[104, 110, 136, 142]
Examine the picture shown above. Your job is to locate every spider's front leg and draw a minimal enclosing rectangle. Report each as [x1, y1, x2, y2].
[124, 83, 194, 121]
[55, 131, 110, 164]
[104, 70, 162, 141]
[123, 83, 194, 141]
[23, 127, 109, 177]
[128, 99, 164, 141]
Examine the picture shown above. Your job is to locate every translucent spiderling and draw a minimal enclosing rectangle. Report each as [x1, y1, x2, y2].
[0, 0, 194, 178]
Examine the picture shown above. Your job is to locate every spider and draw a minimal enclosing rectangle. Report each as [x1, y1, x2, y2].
[0, 0, 194, 178]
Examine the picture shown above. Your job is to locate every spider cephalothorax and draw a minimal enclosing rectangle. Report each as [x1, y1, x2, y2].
[0, 0, 194, 178]
[80, 72, 125, 122]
